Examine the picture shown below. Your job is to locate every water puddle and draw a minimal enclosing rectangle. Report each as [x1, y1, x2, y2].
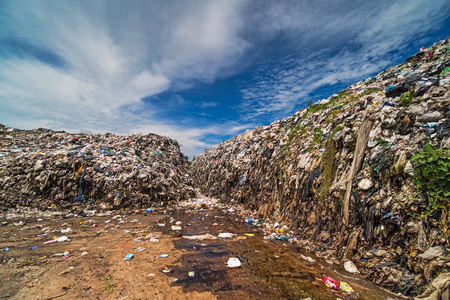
[161, 208, 394, 299]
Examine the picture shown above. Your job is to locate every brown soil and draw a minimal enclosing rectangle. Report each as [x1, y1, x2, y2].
[0, 207, 398, 300]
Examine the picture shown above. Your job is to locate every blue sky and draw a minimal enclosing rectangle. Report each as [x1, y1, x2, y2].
[1, 0, 449, 157]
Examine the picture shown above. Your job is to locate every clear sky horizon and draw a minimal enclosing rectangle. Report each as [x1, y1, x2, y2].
[1, 0, 450, 157]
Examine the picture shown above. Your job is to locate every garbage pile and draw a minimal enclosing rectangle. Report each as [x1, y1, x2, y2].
[0, 126, 195, 210]
[192, 37, 450, 296]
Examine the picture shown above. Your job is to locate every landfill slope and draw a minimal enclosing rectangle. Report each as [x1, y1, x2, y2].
[0, 126, 195, 210]
[191, 37, 450, 296]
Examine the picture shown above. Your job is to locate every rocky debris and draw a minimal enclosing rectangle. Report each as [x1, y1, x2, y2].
[191, 37, 450, 296]
[0, 126, 195, 210]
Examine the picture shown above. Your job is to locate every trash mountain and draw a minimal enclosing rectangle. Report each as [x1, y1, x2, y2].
[0, 126, 195, 211]
[192, 37, 450, 296]
[1, 37, 449, 298]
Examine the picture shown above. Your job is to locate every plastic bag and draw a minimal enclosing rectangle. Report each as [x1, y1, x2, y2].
[227, 257, 241, 268]
[322, 276, 340, 289]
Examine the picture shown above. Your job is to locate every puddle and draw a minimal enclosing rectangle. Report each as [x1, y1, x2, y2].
[162, 208, 396, 299]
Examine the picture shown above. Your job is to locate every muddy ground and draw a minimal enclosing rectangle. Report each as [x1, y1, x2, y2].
[0, 203, 398, 299]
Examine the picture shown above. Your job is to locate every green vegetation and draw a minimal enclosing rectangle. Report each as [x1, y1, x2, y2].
[401, 92, 413, 106]
[277, 166, 285, 180]
[411, 144, 450, 242]
[307, 127, 324, 153]
[375, 138, 386, 145]
[307, 89, 379, 117]
[331, 90, 347, 103]
[103, 275, 116, 292]
[359, 89, 380, 98]
[281, 88, 381, 154]
[280, 114, 307, 153]
[305, 91, 346, 115]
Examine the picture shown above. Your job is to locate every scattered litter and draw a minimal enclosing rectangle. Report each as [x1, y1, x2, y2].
[44, 236, 70, 244]
[218, 233, 233, 238]
[136, 247, 146, 252]
[299, 254, 316, 263]
[58, 266, 74, 276]
[171, 225, 182, 231]
[188, 271, 195, 277]
[417, 246, 443, 260]
[31, 246, 38, 250]
[227, 257, 241, 268]
[344, 261, 359, 273]
[124, 253, 134, 261]
[322, 276, 340, 290]
[162, 266, 173, 274]
[159, 254, 169, 258]
[182, 234, 217, 240]
[340, 282, 354, 293]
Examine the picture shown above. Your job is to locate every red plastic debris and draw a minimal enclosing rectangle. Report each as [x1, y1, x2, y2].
[322, 275, 340, 290]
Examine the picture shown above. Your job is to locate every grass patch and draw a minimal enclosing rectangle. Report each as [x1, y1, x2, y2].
[305, 89, 379, 116]
[307, 127, 324, 153]
[103, 275, 116, 292]
[280, 114, 307, 153]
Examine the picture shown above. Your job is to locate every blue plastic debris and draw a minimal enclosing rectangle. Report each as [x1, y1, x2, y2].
[281, 236, 291, 242]
[124, 253, 134, 261]
[245, 217, 254, 224]
[422, 122, 438, 131]
[100, 149, 114, 155]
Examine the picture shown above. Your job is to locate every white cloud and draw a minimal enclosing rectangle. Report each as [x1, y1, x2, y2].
[0, 0, 251, 156]
[130, 71, 170, 95]
[198, 101, 219, 108]
[133, 121, 254, 158]
[238, 0, 450, 121]
[0, 0, 448, 157]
